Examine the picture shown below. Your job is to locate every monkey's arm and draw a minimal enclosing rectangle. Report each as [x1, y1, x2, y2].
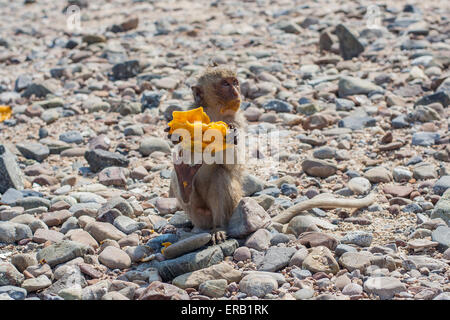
[272, 193, 377, 224]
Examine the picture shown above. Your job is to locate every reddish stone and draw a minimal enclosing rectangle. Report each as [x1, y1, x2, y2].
[42, 210, 72, 227]
[297, 232, 338, 251]
[98, 167, 127, 187]
[50, 200, 71, 212]
[383, 185, 413, 198]
[24, 164, 53, 176]
[33, 229, 64, 243]
[79, 263, 103, 279]
[32, 175, 58, 186]
[137, 281, 190, 300]
[130, 166, 148, 180]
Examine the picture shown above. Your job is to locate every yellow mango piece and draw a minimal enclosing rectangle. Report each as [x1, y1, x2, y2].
[168, 107, 231, 152]
[0, 105, 12, 122]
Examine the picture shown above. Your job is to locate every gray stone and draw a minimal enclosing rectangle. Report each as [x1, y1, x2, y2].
[36, 240, 91, 267]
[339, 252, 372, 272]
[113, 216, 145, 234]
[242, 174, 264, 196]
[433, 176, 450, 196]
[348, 177, 371, 195]
[16, 143, 50, 162]
[14, 197, 50, 210]
[294, 287, 315, 300]
[341, 231, 373, 247]
[162, 233, 212, 259]
[227, 198, 271, 238]
[0, 263, 24, 286]
[0, 286, 27, 300]
[139, 138, 170, 156]
[338, 76, 383, 97]
[22, 275, 52, 293]
[335, 24, 364, 60]
[0, 145, 24, 193]
[112, 60, 141, 80]
[198, 279, 227, 298]
[0, 222, 32, 243]
[59, 131, 83, 144]
[431, 189, 450, 225]
[262, 99, 294, 113]
[431, 226, 450, 251]
[258, 247, 296, 272]
[245, 229, 272, 251]
[412, 132, 439, 146]
[84, 149, 129, 173]
[155, 245, 224, 281]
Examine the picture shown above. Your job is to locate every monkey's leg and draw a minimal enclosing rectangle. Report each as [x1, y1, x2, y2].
[204, 168, 236, 244]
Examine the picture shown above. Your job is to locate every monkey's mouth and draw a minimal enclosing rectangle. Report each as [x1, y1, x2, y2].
[220, 99, 241, 114]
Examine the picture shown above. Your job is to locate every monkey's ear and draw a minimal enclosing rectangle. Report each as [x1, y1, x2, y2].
[192, 85, 204, 106]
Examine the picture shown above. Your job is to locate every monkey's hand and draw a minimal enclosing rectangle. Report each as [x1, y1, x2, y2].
[226, 125, 239, 146]
[165, 126, 182, 145]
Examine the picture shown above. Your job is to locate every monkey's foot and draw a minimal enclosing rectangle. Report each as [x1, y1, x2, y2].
[211, 229, 227, 244]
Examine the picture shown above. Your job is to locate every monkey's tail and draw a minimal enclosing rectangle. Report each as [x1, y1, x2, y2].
[272, 193, 377, 224]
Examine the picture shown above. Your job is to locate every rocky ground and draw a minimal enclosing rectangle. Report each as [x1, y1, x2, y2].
[0, 0, 449, 301]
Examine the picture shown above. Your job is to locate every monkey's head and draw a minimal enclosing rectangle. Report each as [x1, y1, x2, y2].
[192, 66, 241, 122]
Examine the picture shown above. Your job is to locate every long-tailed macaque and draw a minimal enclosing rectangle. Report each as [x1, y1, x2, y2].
[168, 65, 245, 243]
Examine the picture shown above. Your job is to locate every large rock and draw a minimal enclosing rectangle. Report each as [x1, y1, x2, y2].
[84, 149, 129, 173]
[364, 277, 406, 300]
[302, 159, 337, 178]
[21, 275, 52, 293]
[297, 232, 338, 250]
[433, 176, 450, 196]
[239, 273, 278, 298]
[0, 145, 24, 193]
[98, 246, 131, 270]
[0, 262, 24, 286]
[155, 245, 224, 281]
[85, 221, 126, 242]
[258, 247, 296, 272]
[112, 60, 141, 80]
[431, 189, 450, 225]
[364, 167, 392, 183]
[339, 252, 372, 272]
[137, 281, 189, 300]
[242, 174, 264, 196]
[335, 24, 364, 60]
[16, 143, 50, 162]
[36, 240, 91, 267]
[302, 246, 340, 274]
[0, 222, 32, 243]
[139, 138, 171, 156]
[338, 76, 383, 97]
[226, 198, 271, 238]
[163, 233, 212, 259]
[172, 262, 242, 289]
[431, 226, 450, 251]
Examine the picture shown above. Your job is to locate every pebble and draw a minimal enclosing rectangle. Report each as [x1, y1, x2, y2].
[99, 246, 131, 270]
[239, 274, 278, 298]
[364, 277, 406, 300]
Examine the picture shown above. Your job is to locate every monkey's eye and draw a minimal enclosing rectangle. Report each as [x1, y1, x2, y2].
[222, 80, 230, 87]
[233, 79, 239, 86]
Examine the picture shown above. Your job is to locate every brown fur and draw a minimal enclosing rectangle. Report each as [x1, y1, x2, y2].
[169, 66, 245, 243]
